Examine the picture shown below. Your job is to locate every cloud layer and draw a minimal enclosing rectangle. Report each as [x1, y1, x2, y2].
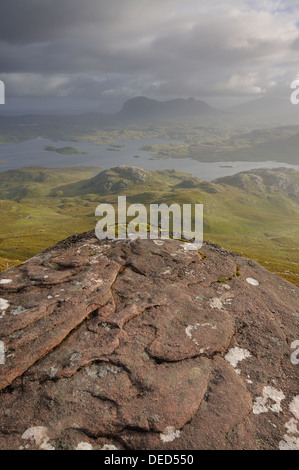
[1, 0, 299, 106]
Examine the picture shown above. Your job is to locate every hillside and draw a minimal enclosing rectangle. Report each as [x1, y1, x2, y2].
[0, 166, 298, 287]
[216, 131, 299, 165]
[215, 168, 299, 199]
[0, 166, 102, 200]
[140, 125, 299, 165]
[0, 234, 298, 450]
[229, 96, 299, 126]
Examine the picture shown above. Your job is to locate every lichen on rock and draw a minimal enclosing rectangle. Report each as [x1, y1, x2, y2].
[0, 231, 298, 450]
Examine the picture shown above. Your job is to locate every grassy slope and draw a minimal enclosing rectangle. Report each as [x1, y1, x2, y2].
[0, 166, 298, 286]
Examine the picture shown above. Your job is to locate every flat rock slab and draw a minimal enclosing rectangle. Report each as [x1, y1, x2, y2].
[0, 232, 298, 450]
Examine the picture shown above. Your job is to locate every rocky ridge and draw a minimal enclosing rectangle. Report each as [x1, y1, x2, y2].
[0, 232, 298, 450]
[215, 168, 299, 199]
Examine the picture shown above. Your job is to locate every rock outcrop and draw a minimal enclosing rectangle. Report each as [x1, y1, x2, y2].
[0, 232, 298, 450]
[215, 168, 299, 199]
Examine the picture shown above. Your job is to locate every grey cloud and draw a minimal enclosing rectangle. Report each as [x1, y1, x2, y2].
[0, 0, 298, 103]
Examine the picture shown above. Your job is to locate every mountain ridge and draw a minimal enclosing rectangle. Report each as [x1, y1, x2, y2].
[117, 96, 218, 122]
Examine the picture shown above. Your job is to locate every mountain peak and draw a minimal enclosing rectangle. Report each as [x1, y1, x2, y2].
[0, 233, 298, 450]
[118, 96, 216, 122]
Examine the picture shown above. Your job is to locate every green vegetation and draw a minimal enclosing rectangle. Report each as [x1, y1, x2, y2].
[0, 111, 297, 286]
[106, 144, 126, 151]
[138, 125, 299, 164]
[0, 166, 102, 270]
[0, 166, 298, 288]
[44, 145, 89, 155]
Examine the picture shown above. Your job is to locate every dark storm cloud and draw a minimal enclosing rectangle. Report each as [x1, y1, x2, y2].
[0, 1, 299, 102]
[0, 0, 118, 43]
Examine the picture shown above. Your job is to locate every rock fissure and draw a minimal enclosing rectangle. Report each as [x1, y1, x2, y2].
[0, 233, 298, 450]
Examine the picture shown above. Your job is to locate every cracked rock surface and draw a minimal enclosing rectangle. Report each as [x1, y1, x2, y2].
[0, 231, 298, 450]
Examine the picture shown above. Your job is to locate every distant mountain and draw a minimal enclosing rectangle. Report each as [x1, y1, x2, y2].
[0, 96, 223, 142]
[116, 96, 219, 123]
[229, 96, 299, 125]
[1, 95, 299, 143]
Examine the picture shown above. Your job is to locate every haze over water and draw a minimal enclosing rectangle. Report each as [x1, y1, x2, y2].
[1, 137, 299, 181]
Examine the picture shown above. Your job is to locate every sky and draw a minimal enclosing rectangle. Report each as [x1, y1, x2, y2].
[0, 0, 299, 112]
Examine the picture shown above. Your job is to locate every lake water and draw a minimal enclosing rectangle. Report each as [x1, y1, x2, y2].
[0, 137, 298, 181]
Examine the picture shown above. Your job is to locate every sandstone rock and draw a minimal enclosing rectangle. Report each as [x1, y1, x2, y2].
[0, 232, 298, 450]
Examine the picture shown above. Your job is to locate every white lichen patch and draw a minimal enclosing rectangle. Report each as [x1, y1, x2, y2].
[101, 444, 118, 450]
[279, 434, 299, 450]
[291, 341, 299, 365]
[91, 278, 103, 285]
[225, 347, 251, 369]
[162, 268, 172, 275]
[153, 240, 164, 246]
[49, 367, 58, 379]
[76, 243, 91, 255]
[285, 418, 299, 435]
[11, 306, 27, 316]
[160, 426, 181, 443]
[98, 364, 122, 377]
[186, 325, 199, 338]
[209, 298, 223, 310]
[86, 363, 123, 379]
[290, 395, 299, 420]
[185, 323, 216, 347]
[278, 399, 299, 451]
[70, 352, 81, 368]
[0, 340, 5, 364]
[246, 278, 259, 286]
[222, 284, 231, 290]
[201, 323, 217, 330]
[253, 386, 285, 415]
[0, 279, 12, 285]
[22, 426, 55, 450]
[91, 254, 102, 260]
[0, 298, 9, 311]
[86, 367, 98, 379]
[76, 442, 93, 450]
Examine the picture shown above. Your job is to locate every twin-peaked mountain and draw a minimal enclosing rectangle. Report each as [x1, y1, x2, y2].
[116, 96, 217, 122]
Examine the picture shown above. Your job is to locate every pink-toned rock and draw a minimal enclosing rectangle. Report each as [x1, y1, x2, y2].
[0, 231, 298, 450]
